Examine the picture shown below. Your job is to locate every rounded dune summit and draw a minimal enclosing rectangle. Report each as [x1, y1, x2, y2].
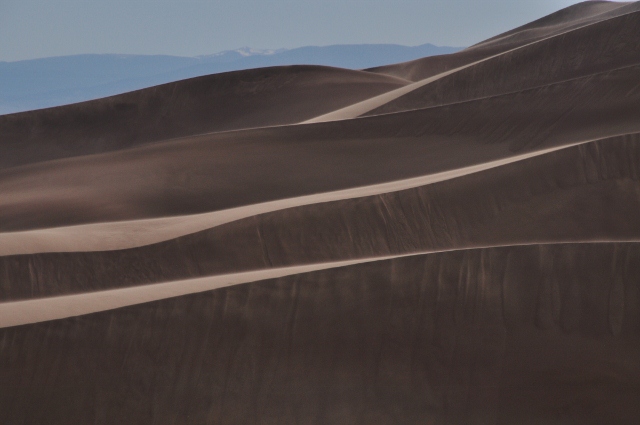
[0, 65, 408, 169]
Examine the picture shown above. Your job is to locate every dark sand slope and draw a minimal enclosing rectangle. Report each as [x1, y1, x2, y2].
[2, 63, 640, 231]
[469, 1, 633, 51]
[2, 135, 640, 300]
[0, 142, 593, 257]
[1, 2, 640, 424]
[367, 1, 635, 82]
[365, 11, 640, 116]
[1, 244, 639, 425]
[0, 66, 408, 170]
[311, 7, 640, 122]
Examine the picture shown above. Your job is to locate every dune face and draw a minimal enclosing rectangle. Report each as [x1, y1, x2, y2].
[2, 135, 640, 301]
[365, 11, 640, 116]
[2, 245, 640, 424]
[1, 2, 640, 424]
[0, 44, 460, 116]
[367, 1, 636, 82]
[2, 63, 640, 231]
[0, 66, 408, 170]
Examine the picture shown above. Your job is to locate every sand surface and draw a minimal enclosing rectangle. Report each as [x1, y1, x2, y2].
[365, 13, 640, 116]
[0, 66, 408, 170]
[368, 1, 637, 82]
[2, 62, 640, 232]
[1, 240, 635, 329]
[2, 133, 640, 302]
[1, 2, 640, 424]
[2, 243, 640, 424]
[0, 139, 594, 256]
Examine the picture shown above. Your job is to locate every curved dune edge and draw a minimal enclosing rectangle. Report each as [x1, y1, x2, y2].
[1, 240, 636, 329]
[0, 66, 413, 172]
[466, 1, 632, 51]
[303, 8, 640, 123]
[0, 139, 604, 257]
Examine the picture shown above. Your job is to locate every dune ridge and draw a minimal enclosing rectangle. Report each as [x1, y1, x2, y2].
[365, 13, 640, 116]
[0, 240, 636, 329]
[367, 1, 638, 82]
[2, 132, 640, 302]
[0, 66, 409, 170]
[2, 60, 639, 232]
[1, 2, 640, 424]
[306, 8, 640, 122]
[2, 242, 640, 424]
[0, 138, 598, 256]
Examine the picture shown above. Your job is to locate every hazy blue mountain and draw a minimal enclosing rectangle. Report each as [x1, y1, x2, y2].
[0, 44, 461, 115]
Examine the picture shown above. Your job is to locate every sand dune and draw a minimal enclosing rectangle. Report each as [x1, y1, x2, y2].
[0, 251, 391, 329]
[2, 133, 639, 301]
[2, 243, 640, 424]
[468, 1, 633, 51]
[2, 62, 640, 232]
[0, 66, 408, 170]
[1, 240, 636, 329]
[365, 12, 640, 116]
[0, 139, 594, 256]
[309, 9, 640, 122]
[1, 2, 639, 424]
[368, 1, 637, 82]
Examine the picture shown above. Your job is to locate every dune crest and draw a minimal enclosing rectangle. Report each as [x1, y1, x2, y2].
[2, 2, 640, 424]
[0, 138, 595, 256]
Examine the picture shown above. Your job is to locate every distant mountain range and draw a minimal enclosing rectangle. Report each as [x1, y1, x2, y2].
[0, 44, 461, 115]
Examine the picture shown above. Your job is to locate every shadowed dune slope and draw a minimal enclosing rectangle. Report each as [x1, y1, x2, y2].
[2, 63, 640, 231]
[0, 65, 408, 170]
[2, 134, 640, 300]
[469, 0, 632, 51]
[1, 2, 640, 424]
[367, 1, 636, 82]
[1, 244, 639, 425]
[364, 11, 640, 116]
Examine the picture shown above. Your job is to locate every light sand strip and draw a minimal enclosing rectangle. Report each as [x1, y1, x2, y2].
[0, 254, 396, 328]
[302, 8, 640, 123]
[1, 240, 636, 329]
[303, 67, 470, 123]
[0, 140, 597, 256]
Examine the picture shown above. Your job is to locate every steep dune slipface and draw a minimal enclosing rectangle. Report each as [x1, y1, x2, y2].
[2, 135, 640, 300]
[1, 2, 639, 424]
[1, 245, 639, 424]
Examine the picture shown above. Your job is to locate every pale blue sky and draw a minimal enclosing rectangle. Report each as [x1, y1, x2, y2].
[1, 0, 593, 61]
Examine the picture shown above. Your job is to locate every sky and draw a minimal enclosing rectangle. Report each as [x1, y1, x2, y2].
[0, 0, 597, 62]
